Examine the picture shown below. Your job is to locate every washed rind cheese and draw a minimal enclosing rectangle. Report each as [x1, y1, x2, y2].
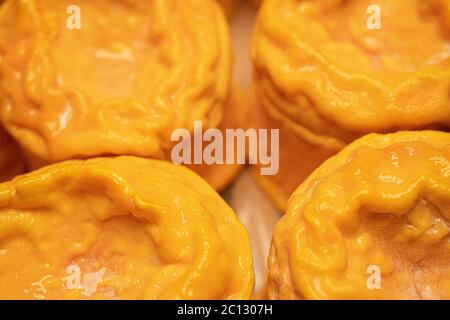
[0, 156, 254, 299]
[268, 131, 450, 300]
[0, 0, 241, 191]
[251, 0, 450, 209]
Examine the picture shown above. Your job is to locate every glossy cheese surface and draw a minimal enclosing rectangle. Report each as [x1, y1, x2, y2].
[250, 0, 450, 210]
[268, 131, 450, 299]
[252, 0, 450, 136]
[0, 157, 254, 299]
[0, 0, 231, 166]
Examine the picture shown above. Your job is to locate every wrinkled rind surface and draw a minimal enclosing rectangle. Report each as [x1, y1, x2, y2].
[0, 156, 254, 299]
[253, 0, 450, 134]
[0, 126, 24, 182]
[268, 131, 450, 299]
[251, 0, 450, 209]
[0, 0, 231, 167]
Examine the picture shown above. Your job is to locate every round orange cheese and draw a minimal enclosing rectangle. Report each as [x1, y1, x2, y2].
[0, 0, 242, 191]
[251, 0, 450, 209]
[268, 131, 450, 299]
[0, 156, 254, 299]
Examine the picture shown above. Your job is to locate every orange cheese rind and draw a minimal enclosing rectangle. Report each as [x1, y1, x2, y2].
[252, 0, 450, 134]
[0, 0, 233, 176]
[0, 156, 254, 299]
[250, 0, 450, 209]
[268, 131, 450, 299]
